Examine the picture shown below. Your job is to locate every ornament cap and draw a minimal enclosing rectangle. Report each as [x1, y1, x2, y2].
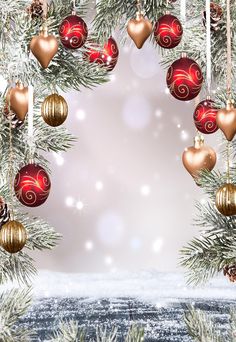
[15, 81, 24, 89]
[226, 99, 235, 110]
[72, 10, 76, 15]
[136, 12, 144, 20]
[41, 25, 48, 37]
[181, 52, 187, 58]
[194, 135, 204, 149]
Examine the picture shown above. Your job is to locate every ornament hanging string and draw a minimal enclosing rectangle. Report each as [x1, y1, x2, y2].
[42, 0, 48, 22]
[180, 0, 186, 26]
[28, 84, 34, 160]
[72, 0, 76, 13]
[226, 0, 232, 183]
[226, 141, 231, 183]
[206, 0, 211, 96]
[137, 0, 142, 14]
[226, 0, 232, 99]
[194, 95, 201, 136]
[8, 95, 14, 220]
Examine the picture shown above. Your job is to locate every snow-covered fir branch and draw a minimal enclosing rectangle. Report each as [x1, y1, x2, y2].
[48, 322, 145, 342]
[0, 0, 109, 285]
[184, 305, 236, 342]
[0, 288, 33, 342]
[180, 169, 236, 285]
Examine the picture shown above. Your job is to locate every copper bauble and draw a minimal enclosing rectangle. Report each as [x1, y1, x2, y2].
[216, 100, 236, 141]
[182, 136, 217, 181]
[6, 83, 28, 121]
[127, 13, 153, 49]
[41, 93, 68, 127]
[0, 220, 27, 253]
[216, 183, 236, 216]
[30, 27, 58, 69]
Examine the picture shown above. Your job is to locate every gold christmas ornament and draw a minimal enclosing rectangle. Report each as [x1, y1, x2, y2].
[182, 135, 217, 181]
[215, 183, 236, 216]
[216, 100, 236, 141]
[30, 27, 58, 69]
[127, 12, 153, 49]
[6, 83, 29, 121]
[0, 220, 27, 254]
[41, 93, 68, 127]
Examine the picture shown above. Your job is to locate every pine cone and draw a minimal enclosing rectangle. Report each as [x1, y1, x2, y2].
[27, 0, 44, 19]
[3, 103, 24, 129]
[202, 2, 223, 32]
[223, 265, 236, 282]
[0, 197, 10, 227]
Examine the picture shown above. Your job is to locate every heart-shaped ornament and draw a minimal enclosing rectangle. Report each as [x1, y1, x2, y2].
[216, 100, 236, 141]
[182, 136, 217, 181]
[30, 27, 58, 69]
[6, 83, 29, 121]
[127, 13, 153, 49]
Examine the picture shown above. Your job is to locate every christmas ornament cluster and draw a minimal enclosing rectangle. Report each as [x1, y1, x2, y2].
[0, 0, 234, 259]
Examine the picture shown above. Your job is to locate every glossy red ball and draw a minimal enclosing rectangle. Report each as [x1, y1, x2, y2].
[59, 14, 88, 49]
[85, 37, 119, 71]
[14, 164, 51, 207]
[166, 56, 203, 101]
[154, 14, 183, 49]
[194, 99, 219, 134]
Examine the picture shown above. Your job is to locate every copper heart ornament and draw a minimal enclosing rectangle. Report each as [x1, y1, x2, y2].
[127, 13, 153, 49]
[216, 100, 236, 141]
[6, 83, 29, 121]
[182, 136, 217, 181]
[30, 27, 58, 69]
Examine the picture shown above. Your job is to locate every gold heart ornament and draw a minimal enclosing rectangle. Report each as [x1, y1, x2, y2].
[6, 83, 29, 121]
[216, 100, 236, 141]
[30, 27, 58, 69]
[182, 136, 217, 181]
[127, 13, 153, 49]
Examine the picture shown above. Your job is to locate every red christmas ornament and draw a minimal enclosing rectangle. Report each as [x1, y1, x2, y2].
[166, 54, 203, 101]
[59, 14, 88, 49]
[85, 37, 119, 72]
[14, 163, 51, 207]
[154, 14, 183, 49]
[194, 98, 219, 134]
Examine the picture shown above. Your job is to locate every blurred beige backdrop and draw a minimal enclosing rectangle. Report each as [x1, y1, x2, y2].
[31, 40, 219, 274]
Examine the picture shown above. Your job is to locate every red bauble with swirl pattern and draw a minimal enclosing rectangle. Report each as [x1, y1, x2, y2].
[85, 37, 119, 71]
[166, 56, 203, 101]
[14, 163, 51, 207]
[194, 99, 219, 134]
[59, 14, 88, 49]
[154, 14, 183, 49]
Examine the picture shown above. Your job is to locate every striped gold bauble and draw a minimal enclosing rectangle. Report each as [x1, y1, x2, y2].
[215, 183, 236, 217]
[41, 93, 68, 127]
[0, 220, 27, 253]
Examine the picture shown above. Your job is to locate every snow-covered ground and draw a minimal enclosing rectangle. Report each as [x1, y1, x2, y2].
[30, 270, 236, 302]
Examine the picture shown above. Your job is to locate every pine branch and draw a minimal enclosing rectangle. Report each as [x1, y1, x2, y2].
[93, 0, 170, 43]
[48, 322, 145, 342]
[180, 167, 236, 285]
[184, 306, 225, 342]
[125, 325, 145, 342]
[48, 321, 85, 342]
[95, 326, 118, 342]
[0, 288, 33, 342]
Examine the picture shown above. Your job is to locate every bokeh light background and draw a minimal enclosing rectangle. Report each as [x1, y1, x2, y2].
[32, 40, 219, 274]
